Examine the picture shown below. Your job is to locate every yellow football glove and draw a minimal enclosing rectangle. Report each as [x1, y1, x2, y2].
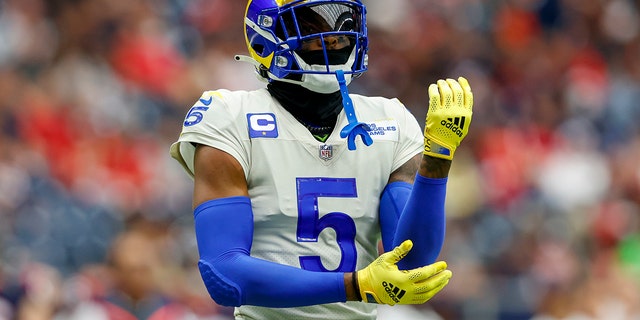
[356, 240, 452, 305]
[423, 77, 473, 160]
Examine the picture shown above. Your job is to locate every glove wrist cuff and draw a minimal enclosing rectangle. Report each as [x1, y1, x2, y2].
[423, 136, 455, 160]
[352, 272, 362, 301]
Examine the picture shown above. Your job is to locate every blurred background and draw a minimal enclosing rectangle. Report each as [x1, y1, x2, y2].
[0, 0, 639, 319]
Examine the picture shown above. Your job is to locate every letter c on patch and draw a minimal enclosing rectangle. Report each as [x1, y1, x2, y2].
[250, 114, 275, 131]
[247, 113, 279, 138]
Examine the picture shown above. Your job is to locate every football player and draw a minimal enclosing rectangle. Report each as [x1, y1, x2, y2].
[170, 0, 473, 319]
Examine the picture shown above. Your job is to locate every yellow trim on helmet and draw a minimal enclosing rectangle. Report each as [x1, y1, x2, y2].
[243, 0, 254, 59]
[275, 0, 301, 6]
[253, 51, 274, 69]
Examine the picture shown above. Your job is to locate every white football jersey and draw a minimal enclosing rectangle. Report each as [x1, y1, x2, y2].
[170, 88, 423, 320]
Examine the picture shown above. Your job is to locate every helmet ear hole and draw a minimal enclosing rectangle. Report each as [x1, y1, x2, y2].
[249, 33, 269, 57]
[252, 44, 265, 56]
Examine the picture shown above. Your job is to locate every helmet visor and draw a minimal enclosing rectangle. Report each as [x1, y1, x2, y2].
[277, 2, 364, 39]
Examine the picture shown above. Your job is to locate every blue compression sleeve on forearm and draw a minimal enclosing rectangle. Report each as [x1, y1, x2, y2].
[392, 175, 447, 270]
[194, 196, 345, 308]
[379, 181, 412, 252]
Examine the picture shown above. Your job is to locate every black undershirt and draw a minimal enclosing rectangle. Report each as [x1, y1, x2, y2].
[267, 81, 342, 142]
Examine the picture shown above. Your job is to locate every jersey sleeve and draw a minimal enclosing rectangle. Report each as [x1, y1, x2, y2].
[390, 98, 423, 171]
[170, 90, 250, 179]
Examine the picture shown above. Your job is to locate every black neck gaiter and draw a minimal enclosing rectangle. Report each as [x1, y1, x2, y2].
[267, 81, 343, 128]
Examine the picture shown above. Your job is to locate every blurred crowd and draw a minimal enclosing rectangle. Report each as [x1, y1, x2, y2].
[0, 0, 639, 319]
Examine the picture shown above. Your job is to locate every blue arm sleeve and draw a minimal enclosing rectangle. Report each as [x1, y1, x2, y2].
[194, 196, 346, 308]
[390, 175, 447, 270]
[379, 181, 412, 252]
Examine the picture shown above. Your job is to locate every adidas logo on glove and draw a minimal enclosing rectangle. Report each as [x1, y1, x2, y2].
[441, 117, 466, 138]
[382, 281, 406, 303]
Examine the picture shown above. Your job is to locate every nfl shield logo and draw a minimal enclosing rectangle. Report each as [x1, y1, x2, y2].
[319, 144, 333, 161]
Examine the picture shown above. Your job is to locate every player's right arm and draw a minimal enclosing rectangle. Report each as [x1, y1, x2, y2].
[192, 144, 249, 203]
[191, 143, 451, 307]
[192, 144, 348, 307]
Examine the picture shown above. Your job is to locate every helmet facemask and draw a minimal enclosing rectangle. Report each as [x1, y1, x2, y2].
[242, 0, 373, 150]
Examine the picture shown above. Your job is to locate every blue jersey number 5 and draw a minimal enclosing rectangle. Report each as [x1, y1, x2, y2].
[296, 178, 357, 272]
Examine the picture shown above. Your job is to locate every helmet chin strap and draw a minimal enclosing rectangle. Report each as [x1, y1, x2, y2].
[336, 70, 373, 150]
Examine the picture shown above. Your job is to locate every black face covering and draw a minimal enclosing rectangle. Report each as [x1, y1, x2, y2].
[267, 80, 343, 128]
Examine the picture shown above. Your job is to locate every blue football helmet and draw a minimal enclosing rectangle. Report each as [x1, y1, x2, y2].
[238, 0, 369, 92]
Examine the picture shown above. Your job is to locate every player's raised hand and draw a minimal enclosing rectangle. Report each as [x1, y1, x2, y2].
[423, 77, 473, 160]
[356, 240, 452, 305]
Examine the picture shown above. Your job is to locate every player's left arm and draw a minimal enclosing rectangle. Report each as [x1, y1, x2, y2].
[381, 78, 473, 269]
[379, 154, 418, 252]
[378, 154, 451, 254]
